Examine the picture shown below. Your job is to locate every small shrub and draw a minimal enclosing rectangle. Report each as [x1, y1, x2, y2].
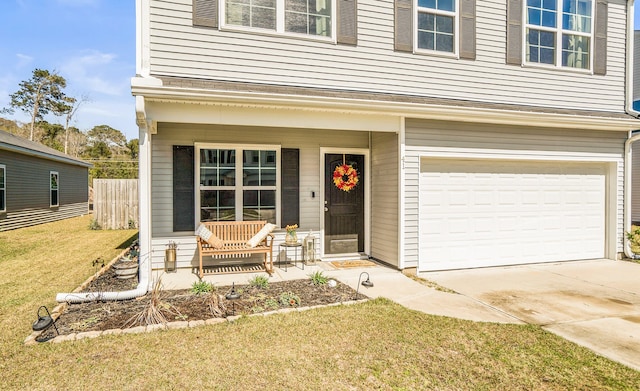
[191, 280, 214, 295]
[308, 271, 329, 286]
[88, 219, 101, 230]
[279, 291, 301, 307]
[265, 298, 279, 310]
[248, 274, 269, 289]
[128, 219, 137, 229]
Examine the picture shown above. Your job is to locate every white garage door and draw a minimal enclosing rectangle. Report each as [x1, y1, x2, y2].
[419, 159, 606, 271]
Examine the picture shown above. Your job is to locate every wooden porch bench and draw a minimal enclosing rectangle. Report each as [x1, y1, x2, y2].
[196, 220, 275, 278]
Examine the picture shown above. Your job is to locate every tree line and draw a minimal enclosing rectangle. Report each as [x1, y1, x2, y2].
[1, 68, 138, 182]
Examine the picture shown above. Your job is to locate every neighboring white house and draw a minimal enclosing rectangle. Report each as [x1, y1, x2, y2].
[132, 0, 640, 282]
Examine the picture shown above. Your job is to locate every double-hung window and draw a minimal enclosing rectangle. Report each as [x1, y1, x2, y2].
[0, 165, 5, 212]
[526, 0, 593, 70]
[416, 0, 457, 54]
[224, 0, 332, 38]
[197, 145, 279, 225]
[50, 171, 59, 207]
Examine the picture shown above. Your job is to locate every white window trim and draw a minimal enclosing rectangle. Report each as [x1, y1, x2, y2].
[414, 0, 459, 57]
[522, 0, 595, 72]
[50, 171, 59, 208]
[194, 143, 281, 226]
[219, 0, 337, 43]
[0, 165, 5, 213]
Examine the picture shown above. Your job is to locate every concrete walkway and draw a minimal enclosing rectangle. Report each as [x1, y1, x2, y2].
[157, 259, 640, 371]
[422, 259, 640, 371]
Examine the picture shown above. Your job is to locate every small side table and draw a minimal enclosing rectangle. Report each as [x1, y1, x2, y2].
[278, 242, 303, 271]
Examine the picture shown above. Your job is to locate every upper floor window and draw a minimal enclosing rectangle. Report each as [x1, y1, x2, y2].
[0, 165, 5, 212]
[224, 0, 332, 37]
[416, 0, 457, 53]
[525, 0, 593, 70]
[50, 171, 59, 207]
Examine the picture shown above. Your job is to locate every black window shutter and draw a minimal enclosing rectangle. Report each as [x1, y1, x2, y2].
[593, 0, 608, 75]
[193, 0, 218, 28]
[506, 0, 522, 65]
[281, 148, 299, 227]
[173, 146, 195, 232]
[459, 0, 476, 60]
[394, 0, 413, 52]
[337, 0, 358, 45]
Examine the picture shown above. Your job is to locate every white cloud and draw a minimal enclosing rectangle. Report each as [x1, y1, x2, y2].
[60, 51, 127, 96]
[15, 53, 33, 68]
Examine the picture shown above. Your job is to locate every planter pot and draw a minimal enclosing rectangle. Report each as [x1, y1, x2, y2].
[113, 260, 139, 279]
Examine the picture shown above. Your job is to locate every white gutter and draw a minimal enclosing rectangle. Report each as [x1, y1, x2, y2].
[624, 1, 640, 258]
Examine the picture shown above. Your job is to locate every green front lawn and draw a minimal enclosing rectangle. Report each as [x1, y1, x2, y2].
[1, 215, 639, 390]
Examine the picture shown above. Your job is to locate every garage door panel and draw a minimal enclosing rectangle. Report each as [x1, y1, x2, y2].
[419, 159, 606, 271]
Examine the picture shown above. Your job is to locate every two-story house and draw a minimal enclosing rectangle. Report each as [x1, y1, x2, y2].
[131, 0, 640, 285]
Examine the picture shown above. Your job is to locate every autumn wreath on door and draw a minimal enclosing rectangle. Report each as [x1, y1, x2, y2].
[333, 163, 359, 192]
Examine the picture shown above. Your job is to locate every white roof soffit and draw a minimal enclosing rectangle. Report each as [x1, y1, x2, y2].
[131, 82, 640, 132]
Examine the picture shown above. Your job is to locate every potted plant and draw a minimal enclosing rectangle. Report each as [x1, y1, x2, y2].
[285, 224, 298, 244]
[165, 241, 178, 272]
[627, 225, 640, 258]
[113, 255, 139, 279]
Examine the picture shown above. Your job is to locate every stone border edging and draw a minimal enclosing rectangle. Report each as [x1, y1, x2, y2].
[25, 299, 368, 345]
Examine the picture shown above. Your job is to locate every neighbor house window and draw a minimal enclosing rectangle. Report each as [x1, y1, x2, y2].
[416, 0, 457, 53]
[50, 171, 59, 207]
[197, 145, 279, 225]
[0, 165, 5, 212]
[223, 0, 332, 37]
[525, 0, 593, 69]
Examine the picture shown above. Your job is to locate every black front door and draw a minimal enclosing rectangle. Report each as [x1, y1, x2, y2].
[324, 153, 365, 254]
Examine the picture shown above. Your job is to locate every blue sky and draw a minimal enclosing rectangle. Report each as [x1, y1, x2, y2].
[1, 1, 640, 142]
[0, 0, 136, 140]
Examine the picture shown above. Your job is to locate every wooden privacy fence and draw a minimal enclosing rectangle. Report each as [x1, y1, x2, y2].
[93, 179, 139, 229]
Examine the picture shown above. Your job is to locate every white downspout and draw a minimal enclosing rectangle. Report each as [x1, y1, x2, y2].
[56, 103, 153, 303]
[624, 0, 640, 258]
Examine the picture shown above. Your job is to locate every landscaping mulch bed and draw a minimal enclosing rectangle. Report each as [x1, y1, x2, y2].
[40, 264, 361, 340]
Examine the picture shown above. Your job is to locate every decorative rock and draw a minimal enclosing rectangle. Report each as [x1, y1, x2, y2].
[204, 318, 226, 326]
[52, 333, 76, 343]
[189, 320, 205, 328]
[167, 321, 189, 330]
[102, 329, 123, 336]
[122, 325, 146, 334]
[227, 315, 242, 322]
[76, 331, 102, 340]
[146, 324, 167, 332]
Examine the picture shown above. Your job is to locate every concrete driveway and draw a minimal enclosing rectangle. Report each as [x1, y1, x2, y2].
[422, 259, 640, 371]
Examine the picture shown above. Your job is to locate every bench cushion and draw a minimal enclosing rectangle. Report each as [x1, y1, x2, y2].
[195, 224, 224, 248]
[247, 223, 277, 248]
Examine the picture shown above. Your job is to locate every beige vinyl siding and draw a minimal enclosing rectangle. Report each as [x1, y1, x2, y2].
[150, 123, 369, 269]
[147, 0, 627, 113]
[370, 132, 398, 266]
[403, 119, 626, 269]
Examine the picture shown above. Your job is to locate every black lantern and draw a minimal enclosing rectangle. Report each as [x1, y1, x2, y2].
[354, 272, 374, 300]
[225, 282, 241, 315]
[32, 306, 59, 335]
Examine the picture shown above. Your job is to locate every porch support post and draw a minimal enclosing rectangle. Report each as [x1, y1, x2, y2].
[137, 96, 153, 291]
